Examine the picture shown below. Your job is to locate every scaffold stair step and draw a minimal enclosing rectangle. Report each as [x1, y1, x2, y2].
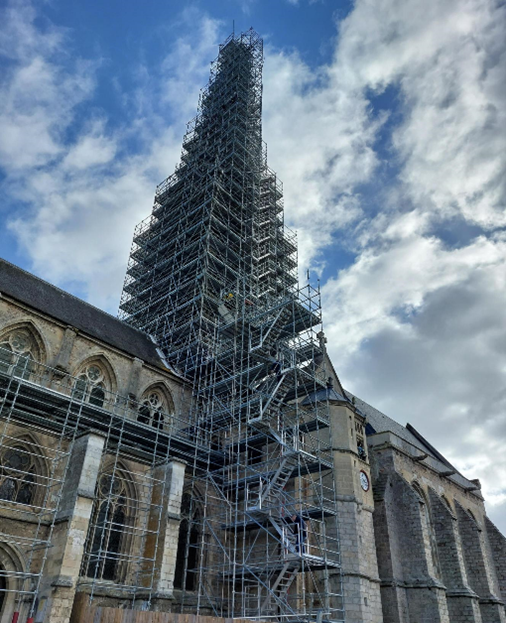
[259, 453, 299, 505]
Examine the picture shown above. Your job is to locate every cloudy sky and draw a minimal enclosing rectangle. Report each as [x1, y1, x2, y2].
[1, 0, 505, 530]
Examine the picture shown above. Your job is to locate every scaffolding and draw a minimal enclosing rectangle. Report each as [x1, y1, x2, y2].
[0, 351, 73, 621]
[119, 29, 345, 623]
[0, 344, 218, 619]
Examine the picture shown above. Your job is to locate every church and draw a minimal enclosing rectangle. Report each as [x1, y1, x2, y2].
[0, 28, 504, 623]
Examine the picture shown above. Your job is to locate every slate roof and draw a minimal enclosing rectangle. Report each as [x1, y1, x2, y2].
[344, 391, 436, 457]
[345, 389, 480, 493]
[302, 386, 348, 406]
[0, 258, 167, 370]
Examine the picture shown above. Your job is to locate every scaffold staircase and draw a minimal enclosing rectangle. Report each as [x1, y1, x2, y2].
[247, 449, 299, 511]
[260, 562, 300, 616]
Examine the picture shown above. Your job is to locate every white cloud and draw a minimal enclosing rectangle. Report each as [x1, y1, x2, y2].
[160, 9, 223, 120]
[62, 122, 117, 170]
[0, 1, 62, 61]
[0, 2, 96, 171]
[255, 0, 505, 531]
[0, 53, 95, 170]
[1, 0, 505, 533]
[299, 0, 506, 528]
[1, 2, 222, 309]
[323, 232, 506, 355]
[263, 48, 381, 271]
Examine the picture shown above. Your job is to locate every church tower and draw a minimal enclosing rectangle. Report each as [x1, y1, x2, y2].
[120, 30, 348, 623]
[119, 31, 266, 374]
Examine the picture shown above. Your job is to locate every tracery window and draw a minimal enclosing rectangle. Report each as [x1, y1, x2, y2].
[0, 330, 37, 379]
[137, 390, 173, 430]
[74, 364, 107, 407]
[86, 471, 130, 582]
[174, 492, 202, 591]
[0, 446, 36, 505]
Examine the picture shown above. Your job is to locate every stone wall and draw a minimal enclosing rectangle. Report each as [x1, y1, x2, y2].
[455, 502, 505, 623]
[0, 294, 187, 416]
[369, 432, 506, 623]
[372, 470, 448, 623]
[329, 399, 383, 623]
[0, 295, 189, 623]
[427, 488, 482, 623]
[486, 517, 506, 602]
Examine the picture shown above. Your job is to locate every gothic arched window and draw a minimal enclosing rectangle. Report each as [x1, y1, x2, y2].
[0, 445, 37, 505]
[174, 492, 202, 591]
[137, 388, 174, 431]
[412, 481, 441, 578]
[0, 330, 38, 379]
[86, 471, 131, 582]
[74, 364, 107, 407]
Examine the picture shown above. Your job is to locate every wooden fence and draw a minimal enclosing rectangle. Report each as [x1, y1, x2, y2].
[71, 597, 258, 623]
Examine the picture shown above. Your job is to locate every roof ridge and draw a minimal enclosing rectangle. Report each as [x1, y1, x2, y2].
[0, 257, 172, 371]
[0, 257, 151, 340]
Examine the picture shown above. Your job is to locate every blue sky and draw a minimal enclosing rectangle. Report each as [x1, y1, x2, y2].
[1, 0, 506, 531]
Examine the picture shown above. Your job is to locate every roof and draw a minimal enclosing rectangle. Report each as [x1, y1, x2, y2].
[0, 258, 167, 370]
[345, 389, 480, 493]
[344, 391, 437, 457]
[302, 386, 348, 406]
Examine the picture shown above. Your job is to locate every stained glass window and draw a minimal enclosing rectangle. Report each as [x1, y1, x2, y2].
[0, 446, 36, 505]
[86, 472, 128, 581]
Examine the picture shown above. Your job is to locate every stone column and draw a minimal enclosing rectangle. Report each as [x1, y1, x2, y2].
[329, 399, 383, 623]
[428, 489, 482, 623]
[35, 431, 105, 623]
[126, 357, 143, 399]
[143, 460, 186, 610]
[456, 503, 506, 623]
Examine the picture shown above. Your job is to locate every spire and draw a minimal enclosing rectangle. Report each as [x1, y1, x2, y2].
[119, 29, 294, 376]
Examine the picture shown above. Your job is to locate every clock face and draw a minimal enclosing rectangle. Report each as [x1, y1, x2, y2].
[360, 471, 370, 492]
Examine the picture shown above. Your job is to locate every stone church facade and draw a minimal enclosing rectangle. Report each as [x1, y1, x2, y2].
[0, 258, 504, 623]
[0, 26, 505, 623]
[0, 259, 190, 623]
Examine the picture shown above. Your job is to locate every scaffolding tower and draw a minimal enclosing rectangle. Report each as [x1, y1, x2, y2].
[119, 29, 345, 623]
